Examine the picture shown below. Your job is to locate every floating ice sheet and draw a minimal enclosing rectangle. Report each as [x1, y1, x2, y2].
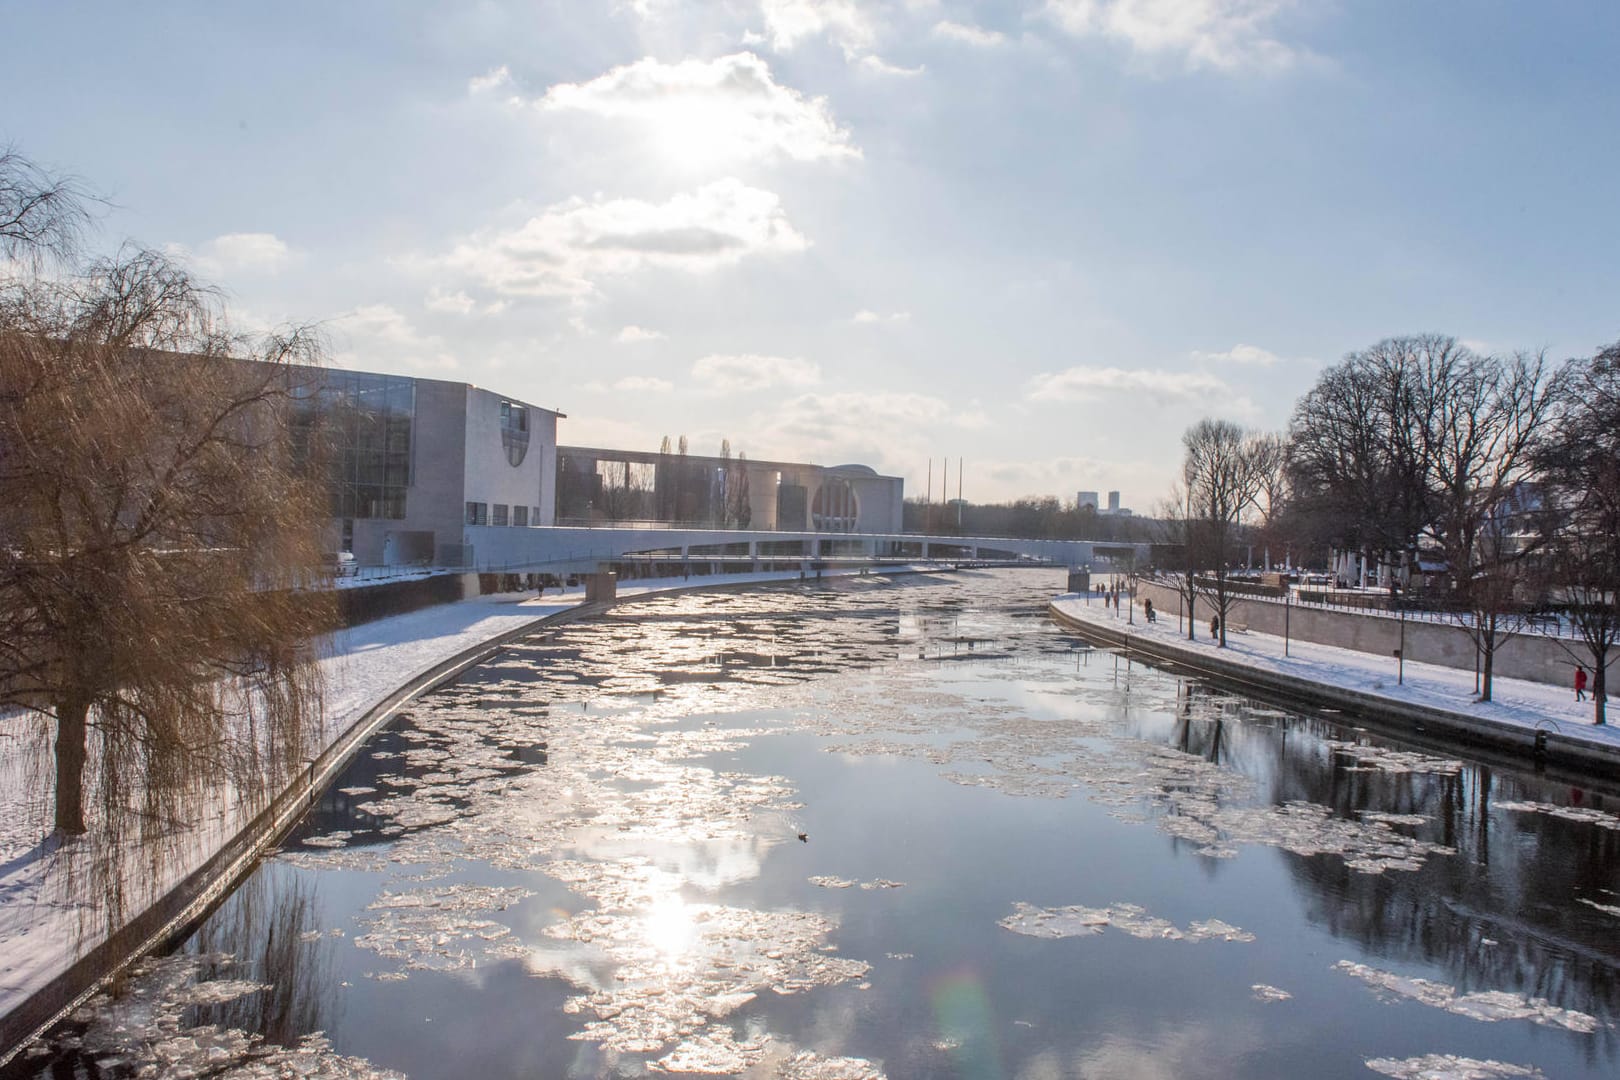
[43, 953, 404, 1079]
[1333, 961, 1602, 1032]
[999, 901, 1254, 943]
[1364, 1053, 1544, 1079]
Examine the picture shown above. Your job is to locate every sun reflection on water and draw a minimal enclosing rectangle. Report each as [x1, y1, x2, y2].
[642, 895, 698, 962]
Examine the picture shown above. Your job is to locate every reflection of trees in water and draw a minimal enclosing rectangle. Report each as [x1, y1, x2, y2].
[1244, 702, 1620, 1034]
[1142, 678, 1620, 1037]
[184, 868, 337, 1049]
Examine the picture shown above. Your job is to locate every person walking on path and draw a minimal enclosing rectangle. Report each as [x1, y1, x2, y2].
[1576, 665, 1589, 702]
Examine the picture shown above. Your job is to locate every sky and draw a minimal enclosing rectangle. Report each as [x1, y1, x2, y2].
[5, 1, 1619, 509]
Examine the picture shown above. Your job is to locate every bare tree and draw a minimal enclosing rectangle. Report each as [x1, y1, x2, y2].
[1419, 350, 1561, 700]
[1182, 419, 1266, 647]
[0, 155, 333, 839]
[0, 146, 94, 266]
[1155, 483, 1208, 640]
[1245, 431, 1290, 569]
[1288, 337, 1450, 589]
[1536, 341, 1620, 724]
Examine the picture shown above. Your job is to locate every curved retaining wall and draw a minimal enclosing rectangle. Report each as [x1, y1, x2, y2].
[0, 598, 612, 1064]
[1133, 579, 1618, 691]
[1049, 601, 1620, 778]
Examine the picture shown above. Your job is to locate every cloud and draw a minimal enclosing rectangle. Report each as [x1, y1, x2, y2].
[1043, 0, 1306, 73]
[468, 65, 515, 95]
[858, 54, 925, 76]
[760, 0, 876, 56]
[692, 353, 821, 392]
[332, 303, 457, 372]
[934, 20, 1007, 46]
[1190, 343, 1282, 367]
[434, 179, 808, 298]
[170, 232, 292, 276]
[537, 52, 859, 164]
[851, 309, 911, 324]
[585, 374, 675, 393]
[423, 287, 506, 316]
[1025, 365, 1232, 403]
[615, 325, 666, 343]
[742, 389, 984, 472]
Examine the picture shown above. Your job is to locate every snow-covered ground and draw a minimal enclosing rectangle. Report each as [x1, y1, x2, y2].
[1050, 593, 1620, 753]
[0, 565, 936, 1042]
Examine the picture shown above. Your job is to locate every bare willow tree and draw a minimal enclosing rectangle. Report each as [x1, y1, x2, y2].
[0, 153, 333, 841]
[0, 145, 93, 266]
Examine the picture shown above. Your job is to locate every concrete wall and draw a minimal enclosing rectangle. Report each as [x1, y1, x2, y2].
[849, 474, 904, 533]
[403, 378, 470, 563]
[1135, 578, 1617, 690]
[462, 387, 547, 528]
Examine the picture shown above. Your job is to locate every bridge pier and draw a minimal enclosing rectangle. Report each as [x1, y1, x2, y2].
[585, 571, 617, 605]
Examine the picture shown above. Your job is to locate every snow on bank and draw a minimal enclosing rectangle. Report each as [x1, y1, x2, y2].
[0, 565, 934, 1041]
[1050, 594, 1620, 754]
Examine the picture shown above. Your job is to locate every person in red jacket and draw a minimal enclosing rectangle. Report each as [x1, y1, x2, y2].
[1575, 665, 1589, 702]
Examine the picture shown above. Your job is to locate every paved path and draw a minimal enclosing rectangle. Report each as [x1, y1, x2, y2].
[1050, 593, 1620, 764]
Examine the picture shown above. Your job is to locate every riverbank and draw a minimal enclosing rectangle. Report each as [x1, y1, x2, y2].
[0, 563, 942, 1061]
[1049, 593, 1620, 774]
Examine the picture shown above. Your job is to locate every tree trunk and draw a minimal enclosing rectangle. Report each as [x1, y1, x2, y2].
[1479, 628, 1494, 703]
[1595, 661, 1608, 726]
[55, 697, 89, 834]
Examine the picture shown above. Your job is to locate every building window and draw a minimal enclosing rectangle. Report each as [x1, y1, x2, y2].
[294, 370, 414, 522]
[465, 502, 487, 526]
[513, 505, 529, 527]
[492, 503, 509, 527]
[812, 478, 859, 533]
[500, 401, 530, 467]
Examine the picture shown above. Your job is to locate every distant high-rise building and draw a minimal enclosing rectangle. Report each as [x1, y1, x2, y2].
[1107, 491, 1120, 512]
[1077, 491, 1099, 511]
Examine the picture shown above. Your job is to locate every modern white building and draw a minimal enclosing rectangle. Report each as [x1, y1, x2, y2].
[295, 368, 562, 566]
[295, 366, 903, 566]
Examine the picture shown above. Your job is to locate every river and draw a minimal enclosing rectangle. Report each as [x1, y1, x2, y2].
[10, 569, 1620, 1079]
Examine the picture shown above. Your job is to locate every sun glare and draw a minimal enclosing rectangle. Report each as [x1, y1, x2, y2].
[642, 896, 699, 960]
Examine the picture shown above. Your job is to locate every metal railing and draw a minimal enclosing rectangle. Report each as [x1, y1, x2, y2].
[1142, 571, 1583, 640]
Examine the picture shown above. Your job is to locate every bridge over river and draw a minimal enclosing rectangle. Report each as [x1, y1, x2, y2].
[461, 524, 1147, 575]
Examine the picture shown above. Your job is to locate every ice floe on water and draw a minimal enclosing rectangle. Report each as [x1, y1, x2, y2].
[1364, 1054, 1544, 1079]
[1493, 799, 1620, 831]
[34, 953, 403, 1079]
[1325, 741, 1465, 776]
[1578, 897, 1620, 918]
[999, 901, 1255, 943]
[353, 883, 531, 974]
[1333, 961, 1603, 1032]
[1250, 984, 1291, 1002]
[536, 902, 868, 1053]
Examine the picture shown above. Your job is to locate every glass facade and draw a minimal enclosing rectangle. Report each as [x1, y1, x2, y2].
[293, 370, 415, 520]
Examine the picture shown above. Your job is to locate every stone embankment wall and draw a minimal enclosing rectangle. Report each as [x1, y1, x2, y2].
[1133, 579, 1618, 690]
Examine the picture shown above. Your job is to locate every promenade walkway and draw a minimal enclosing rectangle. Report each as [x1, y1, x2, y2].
[1049, 592, 1620, 769]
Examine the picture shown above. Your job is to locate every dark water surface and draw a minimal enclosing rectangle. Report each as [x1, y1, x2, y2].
[13, 569, 1620, 1079]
